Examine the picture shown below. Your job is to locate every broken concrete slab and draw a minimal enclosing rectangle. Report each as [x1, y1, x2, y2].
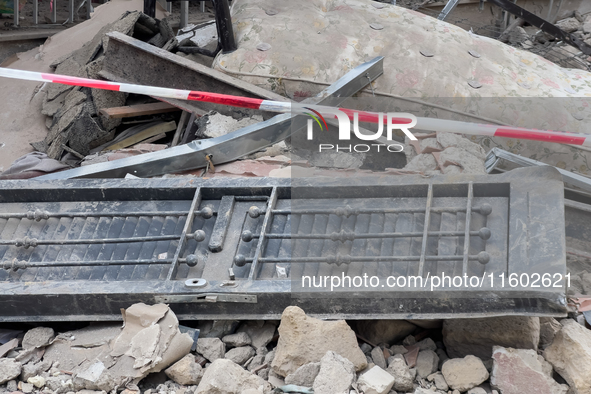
[416, 350, 439, 378]
[544, 319, 591, 394]
[195, 112, 264, 139]
[443, 317, 540, 359]
[222, 332, 252, 348]
[312, 351, 355, 394]
[271, 306, 367, 377]
[194, 359, 271, 394]
[491, 347, 568, 394]
[441, 356, 490, 392]
[43, 303, 191, 392]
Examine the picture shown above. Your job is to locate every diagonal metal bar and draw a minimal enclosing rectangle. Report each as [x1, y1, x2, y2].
[437, 0, 460, 20]
[37, 56, 383, 180]
[417, 184, 433, 277]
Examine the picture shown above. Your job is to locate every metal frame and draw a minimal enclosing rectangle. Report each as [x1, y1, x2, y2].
[437, 0, 460, 21]
[485, 147, 591, 194]
[37, 55, 384, 180]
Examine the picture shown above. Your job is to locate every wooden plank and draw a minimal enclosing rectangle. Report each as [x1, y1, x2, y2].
[99, 102, 180, 119]
[136, 132, 167, 145]
[171, 111, 190, 147]
[106, 121, 176, 150]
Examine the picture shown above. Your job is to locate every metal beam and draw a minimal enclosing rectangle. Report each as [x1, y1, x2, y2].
[36, 56, 383, 180]
[437, 0, 460, 21]
[485, 147, 591, 194]
[99, 32, 287, 117]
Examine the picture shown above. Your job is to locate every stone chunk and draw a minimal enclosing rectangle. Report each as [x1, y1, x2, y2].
[544, 319, 591, 394]
[312, 351, 356, 394]
[23, 327, 55, 349]
[443, 317, 540, 358]
[371, 346, 387, 370]
[355, 320, 417, 345]
[357, 365, 395, 394]
[0, 359, 21, 384]
[271, 306, 367, 376]
[222, 332, 252, 348]
[416, 350, 438, 378]
[225, 346, 255, 366]
[284, 362, 320, 387]
[194, 359, 271, 394]
[196, 337, 226, 362]
[539, 317, 562, 349]
[237, 322, 277, 349]
[556, 17, 581, 33]
[491, 347, 568, 394]
[164, 354, 204, 386]
[441, 356, 489, 392]
[387, 357, 414, 392]
[416, 338, 437, 351]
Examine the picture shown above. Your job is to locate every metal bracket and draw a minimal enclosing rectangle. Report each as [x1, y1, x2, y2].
[155, 293, 257, 303]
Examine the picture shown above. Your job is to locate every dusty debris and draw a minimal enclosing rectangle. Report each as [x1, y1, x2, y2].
[491, 347, 568, 394]
[271, 306, 367, 377]
[441, 355, 489, 392]
[194, 112, 264, 139]
[415, 349, 439, 378]
[442, 317, 540, 358]
[221, 332, 252, 348]
[224, 346, 255, 366]
[544, 319, 591, 394]
[236, 322, 277, 351]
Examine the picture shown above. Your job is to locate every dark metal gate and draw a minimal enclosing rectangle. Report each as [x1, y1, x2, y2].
[0, 166, 567, 321]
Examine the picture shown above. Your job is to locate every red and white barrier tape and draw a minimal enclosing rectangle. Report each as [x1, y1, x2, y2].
[1, 67, 589, 147]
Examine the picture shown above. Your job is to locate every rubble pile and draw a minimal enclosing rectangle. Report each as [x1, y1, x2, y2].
[0, 305, 590, 394]
[506, 12, 591, 71]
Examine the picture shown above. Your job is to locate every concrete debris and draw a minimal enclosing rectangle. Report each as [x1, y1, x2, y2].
[284, 362, 320, 387]
[427, 372, 449, 391]
[236, 322, 277, 350]
[271, 306, 367, 377]
[43, 303, 192, 391]
[416, 350, 439, 378]
[196, 338, 226, 363]
[539, 317, 562, 350]
[194, 359, 271, 394]
[26, 376, 45, 388]
[371, 347, 387, 370]
[194, 112, 264, 139]
[544, 319, 591, 394]
[491, 347, 568, 394]
[222, 332, 252, 348]
[224, 346, 255, 366]
[0, 359, 22, 384]
[354, 320, 417, 345]
[386, 357, 414, 392]
[441, 355, 489, 392]
[555, 17, 582, 33]
[416, 338, 437, 352]
[357, 365, 395, 394]
[312, 351, 356, 394]
[443, 317, 540, 359]
[22, 328, 55, 350]
[164, 354, 204, 386]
